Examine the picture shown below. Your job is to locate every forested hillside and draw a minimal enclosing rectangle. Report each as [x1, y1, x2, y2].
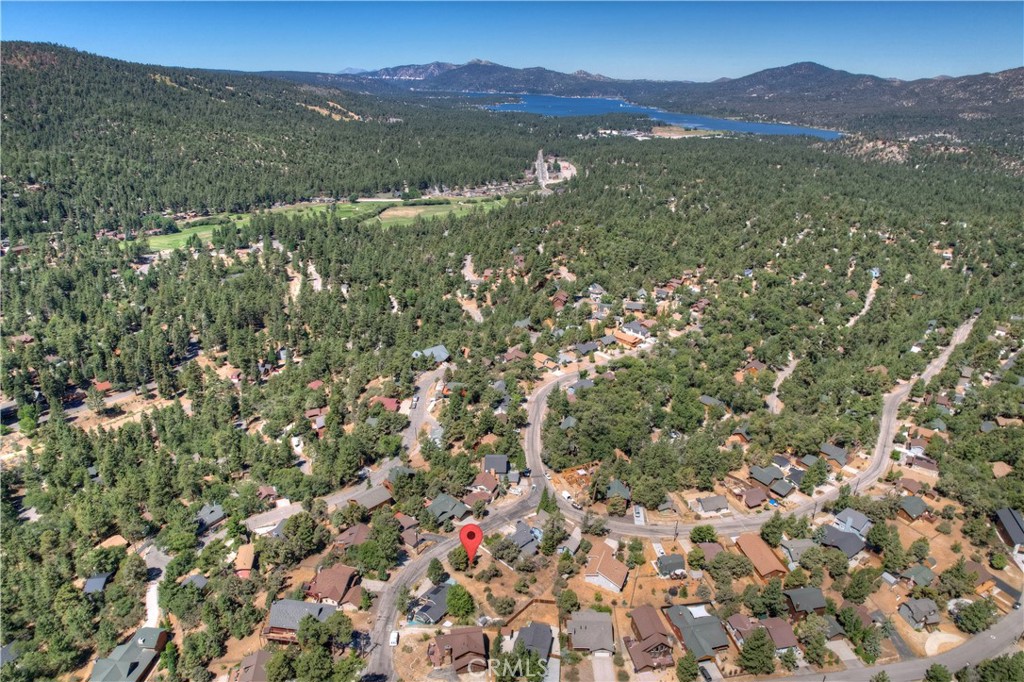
[0, 43, 607, 238]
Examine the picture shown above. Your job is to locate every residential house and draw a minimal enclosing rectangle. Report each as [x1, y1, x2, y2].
[625, 605, 674, 672]
[412, 584, 450, 625]
[749, 465, 784, 492]
[901, 564, 936, 589]
[533, 353, 558, 371]
[834, 508, 873, 539]
[348, 485, 393, 512]
[621, 321, 650, 339]
[195, 503, 226, 533]
[428, 628, 488, 674]
[551, 291, 570, 311]
[257, 485, 279, 503]
[483, 454, 510, 476]
[427, 494, 470, 525]
[899, 598, 940, 630]
[819, 443, 849, 469]
[264, 600, 337, 643]
[899, 496, 929, 522]
[180, 574, 209, 591]
[384, 466, 416, 493]
[613, 329, 642, 348]
[697, 542, 724, 563]
[307, 380, 324, 391]
[558, 526, 582, 555]
[369, 396, 401, 412]
[413, 345, 450, 364]
[743, 488, 768, 508]
[470, 472, 500, 499]
[84, 572, 113, 595]
[656, 554, 686, 578]
[567, 610, 615, 654]
[234, 544, 255, 580]
[516, 622, 553, 660]
[508, 520, 541, 558]
[897, 478, 922, 496]
[584, 543, 629, 593]
[402, 528, 425, 555]
[588, 283, 607, 301]
[232, 650, 271, 682]
[576, 341, 599, 356]
[504, 347, 528, 363]
[784, 587, 827, 620]
[305, 564, 363, 610]
[697, 495, 730, 515]
[995, 508, 1024, 554]
[735, 533, 787, 580]
[559, 415, 578, 431]
[780, 538, 816, 566]
[606, 479, 631, 503]
[90, 628, 168, 682]
[742, 359, 767, 376]
[663, 603, 729, 662]
[770, 479, 796, 499]
[334, 523, 371, 551]
[821, 526, 865, 560]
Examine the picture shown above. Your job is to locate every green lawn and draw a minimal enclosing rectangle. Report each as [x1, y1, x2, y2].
[137, 201, 396, 251]
[370, 198, 509, 227]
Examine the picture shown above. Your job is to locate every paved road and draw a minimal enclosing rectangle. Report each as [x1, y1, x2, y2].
[766, 352, 798, 415]
[535, 149, 549, 189]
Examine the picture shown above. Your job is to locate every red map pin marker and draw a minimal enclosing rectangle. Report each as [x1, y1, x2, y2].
[459, 523, 483, 562]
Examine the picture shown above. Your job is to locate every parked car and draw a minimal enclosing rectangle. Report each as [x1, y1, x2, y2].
[389, 631, 399, 647]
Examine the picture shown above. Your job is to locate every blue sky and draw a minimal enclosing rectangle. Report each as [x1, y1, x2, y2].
[3, 2, 1021, 81]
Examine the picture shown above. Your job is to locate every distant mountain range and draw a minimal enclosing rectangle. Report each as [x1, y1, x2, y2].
[266, 59, 1023, 144]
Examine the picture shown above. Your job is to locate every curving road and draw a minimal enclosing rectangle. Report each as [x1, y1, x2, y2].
[362, 315, 1010, 682]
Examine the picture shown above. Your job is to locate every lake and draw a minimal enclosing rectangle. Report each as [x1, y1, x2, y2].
[484, 94, 842, 140]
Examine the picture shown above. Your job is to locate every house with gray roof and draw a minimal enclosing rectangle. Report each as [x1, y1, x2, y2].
[784, 587, 827, 620]
[770, 479, 796, 498]
[622, 321, 650, 338]
[90, 628, 167, 682]
[995, 508, 1024, 553]
[749, 465, 784, 488]
[559, 415, 578, 431]
[508, 521, 540, 557]
[264, 600, 336, 643]
[834, 508, 873, 538]
[663, 603, 729, 661]
[412, 583, 450, 624]
[516, 622, 553, 660]
[606, 479, 631, 501]
[901, 564, 936, 588]
[195, 502, 226, 533]
[576, 341, 599, 356]
[349, 485, 393, 511]
[699, 395, 724, 408]
[899, 496, 929, 522]
[697, 495, 729, 514]
[780, 538, 816, 565]
[558, 526, 582, 555]
[899, 598, 940, 629]
[819, 443, 849, 468]
[656, 554, 686, 577]
[427, 494, 470, 524]
[84, 572, 113, 595]
[567, 610, 614, 653]
[413, 345, 450, 364]
[821, 526, 866, 559]
[483, 454, 509, 476]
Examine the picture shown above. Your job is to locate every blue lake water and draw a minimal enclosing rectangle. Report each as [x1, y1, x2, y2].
[484, 94, 842, 140]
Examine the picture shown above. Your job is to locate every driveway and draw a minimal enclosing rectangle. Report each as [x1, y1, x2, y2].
[591, 652, 615, 682]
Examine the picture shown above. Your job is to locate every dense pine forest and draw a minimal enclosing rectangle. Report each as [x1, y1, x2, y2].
[1, 41, 1023, 682]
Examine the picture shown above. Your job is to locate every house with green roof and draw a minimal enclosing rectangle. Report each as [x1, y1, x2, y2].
[90, 628, 167, 682]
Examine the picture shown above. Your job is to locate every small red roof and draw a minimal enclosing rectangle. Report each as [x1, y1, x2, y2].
[94, 380, 113, 393]
[370, 395, 401, 412]
[308, 379, 325, 390]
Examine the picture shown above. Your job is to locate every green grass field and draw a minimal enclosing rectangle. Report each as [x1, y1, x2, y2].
[138, 201, 396, 251]
[370, 198, 509, 227]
